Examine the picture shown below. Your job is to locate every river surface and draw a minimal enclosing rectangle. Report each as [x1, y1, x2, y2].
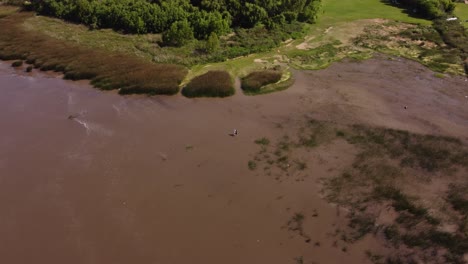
[1, 58, 467, 264]
[0, 62, 351, 264]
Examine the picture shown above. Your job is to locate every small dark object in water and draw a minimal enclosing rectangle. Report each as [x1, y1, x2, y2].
[11, 60, 23, 67]
[404, 106, 407, 109]
[67, 114, 78, 120]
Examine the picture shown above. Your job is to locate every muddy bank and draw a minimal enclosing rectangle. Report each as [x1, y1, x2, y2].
[0, 56, 467, 264]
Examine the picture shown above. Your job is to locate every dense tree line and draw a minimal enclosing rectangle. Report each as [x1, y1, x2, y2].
[29, 0, 321, 45]
[394, 0, 455, 19]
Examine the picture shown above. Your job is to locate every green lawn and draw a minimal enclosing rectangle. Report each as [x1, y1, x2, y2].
[317, 0, 431, 27]
[454, 3, 468, 28]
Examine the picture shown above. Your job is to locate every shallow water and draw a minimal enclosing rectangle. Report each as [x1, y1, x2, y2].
[1, 58, 466, 264]
[0, 63, 347, 264]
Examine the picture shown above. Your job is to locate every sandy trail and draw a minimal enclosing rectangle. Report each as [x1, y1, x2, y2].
[0, 56, 466, 264]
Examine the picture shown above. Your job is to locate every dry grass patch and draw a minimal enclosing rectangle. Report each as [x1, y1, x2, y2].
[182, 70, 234, 98]
[0, 12, 187, 95]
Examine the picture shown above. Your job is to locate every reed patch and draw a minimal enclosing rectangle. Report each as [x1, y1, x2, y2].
[0, 11, 187, 95]
[182, 70, 234, 98]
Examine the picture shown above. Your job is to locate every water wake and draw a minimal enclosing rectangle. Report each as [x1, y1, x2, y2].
[74, 118, 91, 135]
[74, 118, 114, 137]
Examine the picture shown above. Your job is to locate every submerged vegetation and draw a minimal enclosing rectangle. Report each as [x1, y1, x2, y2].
[250, 119, 468, 263]
[327, 124, 468, 263]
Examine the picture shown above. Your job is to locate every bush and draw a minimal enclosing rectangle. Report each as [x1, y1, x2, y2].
[162, 20, 194, 47]
[205, 32, 220, 53]
[26, 65, 33, 72]
[182, 70, 234, 98]
[396, 0, 455, 19]
[433, 19, 468, 55]
[241, 70, 282, 92]
[11, 60, 22, 67]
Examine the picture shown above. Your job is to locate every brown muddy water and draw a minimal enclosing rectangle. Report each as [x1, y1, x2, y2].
[0, 57, 467, 264]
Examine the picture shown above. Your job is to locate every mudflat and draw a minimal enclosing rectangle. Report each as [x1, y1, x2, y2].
[0, 56, 467, 264]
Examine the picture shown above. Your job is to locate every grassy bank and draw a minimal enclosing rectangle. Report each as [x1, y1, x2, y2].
[0, 11, 187, 95]
[280, 0, 468, 75]
[1, 0, 466, 98]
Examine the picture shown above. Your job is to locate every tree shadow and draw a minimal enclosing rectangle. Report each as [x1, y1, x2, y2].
[379, 0, 431, 21]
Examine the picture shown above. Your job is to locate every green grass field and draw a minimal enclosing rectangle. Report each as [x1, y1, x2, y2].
[454, 3, 468, 28]
[317, 0, 430, 27]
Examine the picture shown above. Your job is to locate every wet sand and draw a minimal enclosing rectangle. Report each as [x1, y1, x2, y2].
[0, 57, 467, 264]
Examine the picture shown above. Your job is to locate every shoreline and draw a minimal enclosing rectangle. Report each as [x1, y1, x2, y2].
[1, 6, 467, 100]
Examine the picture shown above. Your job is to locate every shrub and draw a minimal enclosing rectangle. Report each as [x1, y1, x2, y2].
[205, 32, 220, 53]
[241, 70, 282, 92]
[11, 60, 22, 67]
[433, 19, 468, 57]
[26, 65, 33, 72]
[182, 70, 234, 98]
[162, 20, 194, 47]
[248, 160, 257, 170]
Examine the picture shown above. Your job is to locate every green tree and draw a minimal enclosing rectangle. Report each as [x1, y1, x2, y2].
[206, 32, 220, 53]
[298, 0, 321, 23]
[240, 2, 268, 28]
[162, 20, 194, 47]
